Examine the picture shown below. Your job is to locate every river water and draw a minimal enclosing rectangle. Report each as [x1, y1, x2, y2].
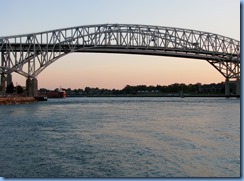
[0, 97, 240, 178]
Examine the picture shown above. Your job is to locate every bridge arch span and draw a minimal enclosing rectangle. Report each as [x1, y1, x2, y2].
[0, 24, 240, 96]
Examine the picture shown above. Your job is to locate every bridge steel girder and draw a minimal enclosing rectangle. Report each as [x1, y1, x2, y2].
[0, 23, 240, 80]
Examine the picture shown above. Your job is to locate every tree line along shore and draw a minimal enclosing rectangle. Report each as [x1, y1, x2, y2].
[0, 81, 238, 105]
[40, 82, 236, 97]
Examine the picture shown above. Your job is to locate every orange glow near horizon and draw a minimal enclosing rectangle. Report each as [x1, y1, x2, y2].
[12, 53, 224, 90]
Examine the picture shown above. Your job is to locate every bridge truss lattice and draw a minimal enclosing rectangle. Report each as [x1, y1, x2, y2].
[0, 23, 240, 81]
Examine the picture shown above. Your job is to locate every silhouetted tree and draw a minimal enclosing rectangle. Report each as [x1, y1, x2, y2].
[16, 85, 24, 95]
[6, 82, 15, 94]
[84, 87, 92, 94]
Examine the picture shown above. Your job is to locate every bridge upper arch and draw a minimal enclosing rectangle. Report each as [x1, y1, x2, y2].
[0, 23, 240, 80]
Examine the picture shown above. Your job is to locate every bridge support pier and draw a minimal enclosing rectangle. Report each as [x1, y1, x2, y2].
[236, 79, 240, 96]
[225, 79, 230, 96]
[225, 79, 240, 97]
[32, 78, 38, 97]
[26, 77, 32, 97]
[1, 74, 6, 96]
[26, 77, 38, 97]
[7, 73, 12, 87]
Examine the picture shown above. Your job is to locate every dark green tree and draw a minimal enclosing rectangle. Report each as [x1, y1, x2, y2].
[84, 87, 92, 94]
[6, 82, 15, 94]
[16, 85, 24, 95]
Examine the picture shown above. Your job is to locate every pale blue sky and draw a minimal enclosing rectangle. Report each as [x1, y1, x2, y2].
[0, 0, 240, 89]
[1, 0, 239, 39]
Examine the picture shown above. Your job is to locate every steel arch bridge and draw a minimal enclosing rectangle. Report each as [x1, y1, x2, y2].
[0, 23, 240, 96]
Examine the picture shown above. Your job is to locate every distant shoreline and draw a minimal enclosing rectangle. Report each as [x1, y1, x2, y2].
[0, 95, 239, 105]
[66, 94, 240, 98]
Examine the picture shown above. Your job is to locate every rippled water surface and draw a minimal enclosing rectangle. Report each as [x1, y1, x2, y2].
[0, 97, 240, 177]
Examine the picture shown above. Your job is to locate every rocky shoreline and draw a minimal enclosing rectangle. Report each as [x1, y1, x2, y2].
[0, 97, 37, 105]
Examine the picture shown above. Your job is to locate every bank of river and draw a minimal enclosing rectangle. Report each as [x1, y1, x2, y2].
[0, 97, 37, 105]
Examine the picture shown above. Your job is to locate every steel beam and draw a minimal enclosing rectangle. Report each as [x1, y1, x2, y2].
[0, 24, 240, 84]
[1, 73, 6, 96]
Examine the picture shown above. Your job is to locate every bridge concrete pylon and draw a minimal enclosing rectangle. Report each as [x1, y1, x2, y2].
[236, 79, 240, 96]
[25, 77, 32, 97]
[7, 73, 12, 87]
[225, 79, 240, 96]
[26, 77, 38, 97]
[1, 74, 6, 95]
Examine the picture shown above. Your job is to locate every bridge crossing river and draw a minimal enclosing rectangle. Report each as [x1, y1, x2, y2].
[0, 24, 240, 96]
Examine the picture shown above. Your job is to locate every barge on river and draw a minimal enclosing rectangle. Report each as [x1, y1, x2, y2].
[46, 88, 66, 98]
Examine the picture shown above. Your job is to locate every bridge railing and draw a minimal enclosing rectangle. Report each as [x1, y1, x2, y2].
[0, 24, 240, 54]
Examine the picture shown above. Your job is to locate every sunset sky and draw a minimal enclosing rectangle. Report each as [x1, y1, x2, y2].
[0, 0, 240, 90]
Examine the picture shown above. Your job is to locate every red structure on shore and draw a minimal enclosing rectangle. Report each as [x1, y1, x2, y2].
[46, 88, 66, 98]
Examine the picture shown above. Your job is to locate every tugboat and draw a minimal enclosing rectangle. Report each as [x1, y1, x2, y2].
[47, 88, 66, 98]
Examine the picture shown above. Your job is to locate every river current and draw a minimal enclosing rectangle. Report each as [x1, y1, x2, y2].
[0, 97, 240, 178]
